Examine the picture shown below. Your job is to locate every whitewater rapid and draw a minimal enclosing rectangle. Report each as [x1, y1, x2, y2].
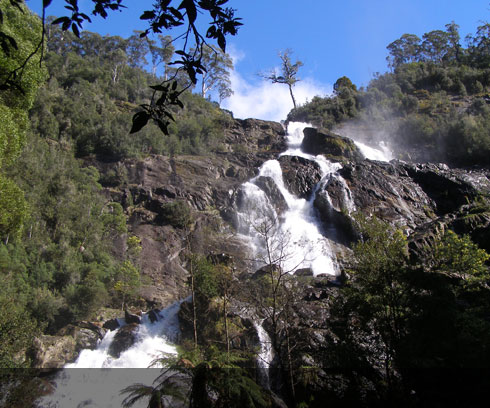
[36, 300, 184, 408]
[236, 122, 391, 276]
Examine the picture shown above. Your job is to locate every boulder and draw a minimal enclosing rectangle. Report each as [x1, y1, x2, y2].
[108, 323, 139, 358]
[103, 318, 120, 331]
[148, 309, 160, 323]
[254, 176, 288, 214]
[72, 328, 102, 352]
[278, 155, 323, 199]
[125, 310, 141, 325]
[77, 321, 106, 339]
[31, 335, 77, 368]
[57, 323, 105, 353]
[301, 127, 364, 162]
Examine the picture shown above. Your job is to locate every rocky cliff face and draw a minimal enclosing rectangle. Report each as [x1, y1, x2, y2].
[86, 119, 287, 308]
[88, 120, 490, 308]
[35, 119, 490, 386]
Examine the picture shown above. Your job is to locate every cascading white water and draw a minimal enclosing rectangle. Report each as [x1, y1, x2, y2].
[36, 299, 185, 408]
[236, 122, 345, 276]
[354, 140, 393, 161]
[253, 320, 273, 389]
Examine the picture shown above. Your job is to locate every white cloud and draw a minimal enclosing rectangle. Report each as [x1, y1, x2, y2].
[222, 69, 332, 123]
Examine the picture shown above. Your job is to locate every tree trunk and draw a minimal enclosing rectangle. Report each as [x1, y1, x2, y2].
[223, 294, 230, 356]
[285, 324, 296, 402]
[288, 84, 297, 109]
[190, 259, 198, 348]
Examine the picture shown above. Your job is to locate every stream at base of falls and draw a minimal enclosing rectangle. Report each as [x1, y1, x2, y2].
[34, 122, 391, 407]
[36, 300, 185, 408]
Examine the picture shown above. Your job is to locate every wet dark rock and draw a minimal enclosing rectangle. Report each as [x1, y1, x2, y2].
[278, 155, 322, 199]
[314, 190, 358, 245]
[294, 268, 314, 277]
[125, 310, 141, 325]
[148, 309, 160, 323]
[103, 318, 120, 331]
[304, 288, 330, 301]
[301, 127, 364, 162]
[254, 176, 288, 214]
[402, 162, 490, 215]
[108, 323, 139, 358]
[337, 160, 436, 230]
[207, 252, 234, 266]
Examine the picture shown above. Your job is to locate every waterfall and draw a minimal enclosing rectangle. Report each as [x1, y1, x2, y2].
[354, 140, 393, 161]
[35, 299, 185, 408]
[35, 122, 382, 406]
[253, 320, 273, 389]
[236, 122, 345, 276]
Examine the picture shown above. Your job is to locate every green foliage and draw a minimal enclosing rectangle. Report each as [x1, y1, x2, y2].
[28, 27, 231, 159]
[114, 260, 141, 310]
[160, 200, 193, 229]
[327, 216, 490, 405]
[1, 131, 130, 334]
[123, 347, 268, 408]
[0, 277, 38, 367]
[0, 1, 47, 241]
[0, 173, 28, 239]
[192, 256, 220, 300]
[347, 216, 411, 375]
[288, 22, 490, 167]
[433, 230, 490, 283]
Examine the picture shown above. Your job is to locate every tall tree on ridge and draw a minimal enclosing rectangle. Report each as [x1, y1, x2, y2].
[198, 44, 233, 102]
[261, 48, 303, 109]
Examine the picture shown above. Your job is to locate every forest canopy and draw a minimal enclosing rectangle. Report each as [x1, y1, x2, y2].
[288, 22, 490, 167]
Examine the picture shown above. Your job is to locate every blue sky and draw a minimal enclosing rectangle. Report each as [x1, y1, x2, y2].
[27, 0, 490, 121]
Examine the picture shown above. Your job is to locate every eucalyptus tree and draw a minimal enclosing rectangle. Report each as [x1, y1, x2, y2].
[146, 34, 174, 78]
[198, 44, 233, 101]
[466, 22, 490, 67]
[421, 30, 451, 63]
[126, 30, 149, 69]
[261, 48, 303, 109]
[386, 33, 421, 69]
[445, 21, 462, 63]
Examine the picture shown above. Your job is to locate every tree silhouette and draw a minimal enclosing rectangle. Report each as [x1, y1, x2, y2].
[261, 48, 303, 109]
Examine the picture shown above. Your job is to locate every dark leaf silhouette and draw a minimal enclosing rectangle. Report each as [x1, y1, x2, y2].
[130, 111, 150, 134]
